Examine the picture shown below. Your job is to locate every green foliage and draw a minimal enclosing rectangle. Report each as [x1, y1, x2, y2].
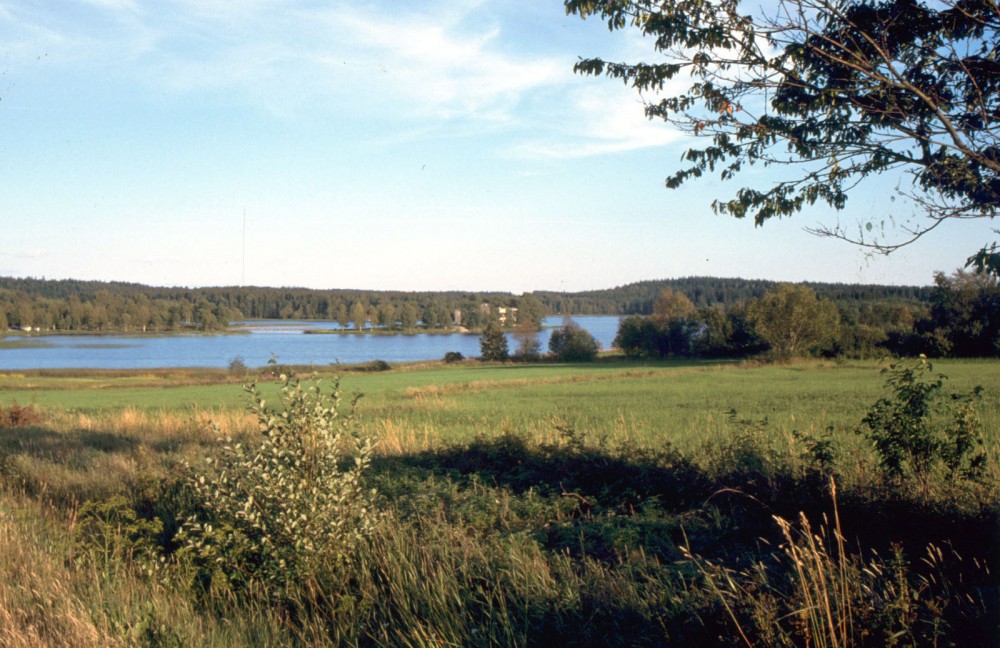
[443, 350, 465, 363]
[614, 314, 695, 358]
[0, 360, 997, 645]
[747, 284, 840, 359]
[75, 495, 164, 574]
[792, 426, 838, 476]
[180, 373, 378, 602]
[858, 357, 988, 484]
[920, 269, 1000, 357]
[548, 319, 599, 361]
[514, 292, 547, 329]
[565, 0, 999, 263]
[478, 320, 509, 362]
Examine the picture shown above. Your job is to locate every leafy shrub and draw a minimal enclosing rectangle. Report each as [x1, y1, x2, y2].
[549, 320, 599, 361]
[180, 373, 379, 603]
[443, 351, 464, 363]
[858, 356, 987, 485]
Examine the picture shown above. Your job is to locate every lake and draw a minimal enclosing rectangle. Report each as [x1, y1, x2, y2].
[0, 316, 622, 370]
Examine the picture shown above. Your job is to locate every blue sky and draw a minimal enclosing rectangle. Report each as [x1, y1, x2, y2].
[0, 0, 991, 292]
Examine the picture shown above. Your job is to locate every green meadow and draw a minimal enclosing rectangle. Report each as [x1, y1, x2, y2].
[0, 358, 997, 646]
[4, 358, 998, 450]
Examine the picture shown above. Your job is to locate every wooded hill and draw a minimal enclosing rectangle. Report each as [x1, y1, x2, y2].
[0, 274, 930, 333]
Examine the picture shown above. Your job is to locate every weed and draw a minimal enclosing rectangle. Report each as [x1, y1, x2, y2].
[0, 402, 43, 428]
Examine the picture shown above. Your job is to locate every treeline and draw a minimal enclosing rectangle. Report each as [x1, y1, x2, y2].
[613, 271, 999, 360]
[536, 277, 931, 315]
[0, 277, 541, 333]
[0, 275, 933, 335]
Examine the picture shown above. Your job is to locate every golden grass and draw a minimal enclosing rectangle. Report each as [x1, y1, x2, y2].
[0, 498, 116, 648]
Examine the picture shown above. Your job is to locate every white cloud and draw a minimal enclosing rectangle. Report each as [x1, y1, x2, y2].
[309, 4, 567, 122]
[7, 0, 566, 125]
[515, 85, 684, 159]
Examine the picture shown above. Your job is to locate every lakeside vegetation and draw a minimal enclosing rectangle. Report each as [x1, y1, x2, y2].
[0, 358, 996, 646]
[4, 270, 996, 365]
[1, 273, 929, 333]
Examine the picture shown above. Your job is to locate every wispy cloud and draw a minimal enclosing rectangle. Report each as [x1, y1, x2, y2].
[0, 0, 680, 157]
[305, 4, 567, 123]
[514, 86, 684, 159]
[22, 0, 565, 125]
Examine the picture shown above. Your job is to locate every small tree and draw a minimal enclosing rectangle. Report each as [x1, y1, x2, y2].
[479, 320, 509, 362]
[399, 302, 418, 330]
[651, 288, 696, 324]
[549, 319, 599, 362]
[351, 301, 367, 331]
[515, 293, 547, 330]
[748, 284, 840, 359]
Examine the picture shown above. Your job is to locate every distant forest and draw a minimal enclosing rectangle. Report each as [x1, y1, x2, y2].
[0, 274, 930, 334]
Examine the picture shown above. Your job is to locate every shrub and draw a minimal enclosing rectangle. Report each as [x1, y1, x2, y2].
[857, 356, 987, 486]
[549, 320, 599, 361]
[0, 401, 43, 427]
[443, 351, 464, 363]
[180, 373, 378, 603]
[359, 359, 391, 372]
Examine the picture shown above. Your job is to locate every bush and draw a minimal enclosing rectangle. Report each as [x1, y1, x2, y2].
[359, 359, 391, 372]
[180, 373, 379, 603]
[0, 401, 43, 427]
[443, 351, 464, 363]
[857, 356, 987, 486]
[549, 320, 599, 361]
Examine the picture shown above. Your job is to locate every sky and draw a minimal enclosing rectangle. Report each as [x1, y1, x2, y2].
[0, 0, 992, 293]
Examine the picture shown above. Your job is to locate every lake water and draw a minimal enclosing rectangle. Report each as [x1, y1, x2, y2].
[0, 316, 622, 370]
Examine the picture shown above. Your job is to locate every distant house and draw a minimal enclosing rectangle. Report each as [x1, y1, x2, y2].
[496, 307, 508, 325]
[482, 304, 518, 325]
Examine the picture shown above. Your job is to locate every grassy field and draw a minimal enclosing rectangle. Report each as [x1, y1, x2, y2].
[0, 357, 997, 646]
[4, 357, 998, 453]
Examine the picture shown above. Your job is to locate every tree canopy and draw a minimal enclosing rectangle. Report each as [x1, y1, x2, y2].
[565, 0, 999, 270]
[747, 284, 841, 358]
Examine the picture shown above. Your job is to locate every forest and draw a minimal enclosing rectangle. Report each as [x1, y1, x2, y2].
[0, 273, 929, 330]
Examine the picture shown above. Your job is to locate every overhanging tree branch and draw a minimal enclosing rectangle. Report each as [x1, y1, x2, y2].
[565, 0, 999, 272]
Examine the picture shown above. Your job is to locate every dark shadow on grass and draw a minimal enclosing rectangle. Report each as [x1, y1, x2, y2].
[371, 432, 999, 578]
[0, 425, 139, 461]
